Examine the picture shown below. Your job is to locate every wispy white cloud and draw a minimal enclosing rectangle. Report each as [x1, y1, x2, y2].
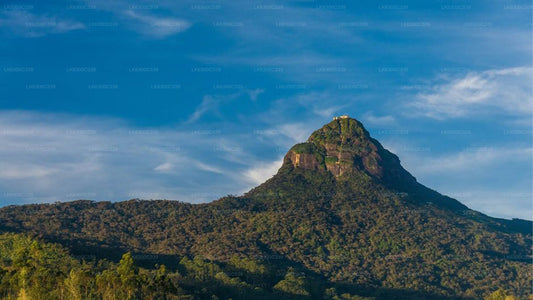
[194, 53, 343, 70]
[187, 89, 264, 123]
[0, 164, 56, 179]
[0, 111, 260, 204]
[154, 162, 173, 172]
[256, 91, 356, 126]
[0, 11, 84, 37]
[362, 112, 396, 126]
[187, 95, 221, 123]
[276, 123, 314, 143]
[243, 158, 283, 186]
[123, 10, 190, 38]
[0, 110, 299, 205]
[247, 89, 264, 101]
[194, 161, 225, 174]
[407, 147, 532, 175]
[382, 139, 532, 219]
[446, 190, 532, 220]
[410, 66, 532, 119]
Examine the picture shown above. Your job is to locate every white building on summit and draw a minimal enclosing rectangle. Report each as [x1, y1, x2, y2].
[332, 115, 349, 120]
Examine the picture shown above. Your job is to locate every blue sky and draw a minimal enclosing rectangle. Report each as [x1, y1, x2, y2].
[0, 0, 531, 219]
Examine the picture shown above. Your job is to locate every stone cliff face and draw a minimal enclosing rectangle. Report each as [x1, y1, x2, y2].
[284, 151, 322, 171]
[283, 117, 417, 186]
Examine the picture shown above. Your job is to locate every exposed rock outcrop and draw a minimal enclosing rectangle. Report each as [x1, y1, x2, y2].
[282, 116, 417, 186]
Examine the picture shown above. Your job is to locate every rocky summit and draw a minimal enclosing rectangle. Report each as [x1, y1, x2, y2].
[284, 116, 416, 182]
[276, 116, 466, 211]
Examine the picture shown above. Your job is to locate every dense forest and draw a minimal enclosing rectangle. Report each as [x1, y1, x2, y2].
[2, 232, 364, 300]
[0, 118, 531, 299]
[0, 233, 525, 300]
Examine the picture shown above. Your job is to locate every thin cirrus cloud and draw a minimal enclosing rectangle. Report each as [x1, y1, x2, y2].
[406, 147, 533, 175]
[0, 110, 283, 205]
[122, 10, 190, 38]
[362, 112, 396, 126]
[382, 140, 532, 220]
[0, 10, 85, 37]
[410, 66, 532, 119]
[186, 89, 264, 123]
[0, 9, 190, 39]
[243, 158, 284, 186]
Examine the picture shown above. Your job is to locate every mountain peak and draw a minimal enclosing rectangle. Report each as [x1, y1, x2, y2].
[309, 115, 370, 144]
[283, 116, 416, 185]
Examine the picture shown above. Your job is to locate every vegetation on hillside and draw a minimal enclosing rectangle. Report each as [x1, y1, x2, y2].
[0, 166, 530, 299]
[0, 118, 530, 299]
[0, 232, 382, 299]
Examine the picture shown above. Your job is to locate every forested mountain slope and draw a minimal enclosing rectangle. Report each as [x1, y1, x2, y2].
[0, 117, 531, 299]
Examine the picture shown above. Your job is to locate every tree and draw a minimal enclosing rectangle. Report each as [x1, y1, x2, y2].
[117, 253, 138, 299]
[64, 269, 83, 300]
[273, 267, 310, 297]
[485, 289, 518, 300]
